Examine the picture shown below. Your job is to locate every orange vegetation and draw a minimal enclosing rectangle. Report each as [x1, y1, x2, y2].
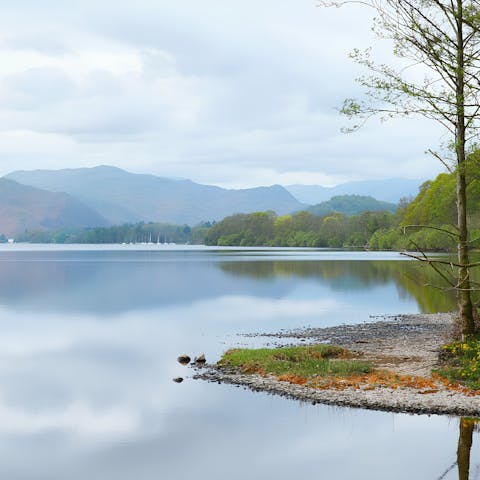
[276, 371, 480, 396]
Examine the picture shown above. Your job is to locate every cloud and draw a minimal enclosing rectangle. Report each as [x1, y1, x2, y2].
[0, 1, 447, 186]
[1, 67, 75, 108]
[2, 33, 72, 56]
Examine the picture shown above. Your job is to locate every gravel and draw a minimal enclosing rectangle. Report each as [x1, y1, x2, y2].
[194, 313, 480, 417]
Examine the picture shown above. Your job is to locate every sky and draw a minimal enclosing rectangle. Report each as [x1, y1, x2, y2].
[0, 0, 446, 188]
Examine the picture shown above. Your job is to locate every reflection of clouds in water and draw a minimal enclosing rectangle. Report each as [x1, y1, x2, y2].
[0, 333, 72, 357]
[75, 390, 463, 480]
[0, 315, 473, 469]
[0, 398, 138, 438]
[0, 294, 335, 441]
[0, 300, 269, 440]
[0, 311, 179, 439]
[190, 295, 338, 321]
[0, 295, 336, 358]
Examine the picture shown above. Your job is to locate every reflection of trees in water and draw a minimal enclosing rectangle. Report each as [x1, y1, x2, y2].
[457, 418, 475, 480]
[221, 260, 407, 284]
[220, 260, 462, 313]
[436, 418, 478, 480]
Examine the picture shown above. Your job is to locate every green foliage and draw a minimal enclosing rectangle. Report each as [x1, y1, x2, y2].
[219, 345, 372, 378]
[393, 153, 480, 229]
[0, 234, 7, 243]
[308, 195, 396, 217]
[205, 210, 395, 248]
[368, 226, 456, 251]
[402, 174, 456, 226]
[368, 157, 480, 252]
[205, 212, 276, 247]
[16, 222, 210, 245]
[438, 337, 480, 390]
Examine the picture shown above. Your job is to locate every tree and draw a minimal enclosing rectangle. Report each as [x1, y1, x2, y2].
[320, 0, 480, 337]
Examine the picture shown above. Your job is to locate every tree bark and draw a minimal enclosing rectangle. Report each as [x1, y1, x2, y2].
[455, 0, 475, 338]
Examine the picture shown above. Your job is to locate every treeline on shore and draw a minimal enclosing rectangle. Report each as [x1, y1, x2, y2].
[204, 210, 394, 247]
[204, 208, 475, 251]
[15, 210, 400, 249]
[16, 222, 211, 244]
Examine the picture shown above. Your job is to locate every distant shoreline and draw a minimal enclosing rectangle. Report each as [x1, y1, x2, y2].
[195, 313, 480, 417]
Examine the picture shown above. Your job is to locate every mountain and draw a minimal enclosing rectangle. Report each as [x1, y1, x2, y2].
[307, 195, 397, 217]
[0, 178, 108, 237]
[6, 166, 305, 225]
[286, 178, 423, 204]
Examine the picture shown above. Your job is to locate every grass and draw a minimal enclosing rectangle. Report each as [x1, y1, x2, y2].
[218, 344, 372, 380]
[436, 336, 480, 390]
[218, 344, 472, 394]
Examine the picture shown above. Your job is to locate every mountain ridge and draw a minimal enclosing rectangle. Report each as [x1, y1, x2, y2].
[4, 166, 422, 234]
[0, 177, 108, 236]
[6, 166, 306, 226]
[286, 178, 423, 204]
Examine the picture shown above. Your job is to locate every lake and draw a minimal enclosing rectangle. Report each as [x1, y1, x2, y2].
[0, 244, 477, 479]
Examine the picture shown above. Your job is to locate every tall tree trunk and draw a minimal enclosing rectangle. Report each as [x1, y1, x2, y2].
[456, 0, 475, 338]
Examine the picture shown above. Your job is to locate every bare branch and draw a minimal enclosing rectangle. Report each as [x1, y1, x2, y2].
[427, 149, 454, 173]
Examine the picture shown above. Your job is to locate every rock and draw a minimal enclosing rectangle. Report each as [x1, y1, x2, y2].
[177, 354, 191, 365]
[173, 377, 184, 383]
[194, 353, 206, 364]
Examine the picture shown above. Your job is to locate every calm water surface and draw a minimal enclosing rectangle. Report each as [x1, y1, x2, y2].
[0, 244, 477, 479]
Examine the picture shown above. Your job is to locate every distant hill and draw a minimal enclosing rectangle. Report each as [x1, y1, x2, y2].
[286, 178, 423, 204]
[0, 178, 108, 237]
[6, 166, 305, 225]
[307, 195, 397, 217]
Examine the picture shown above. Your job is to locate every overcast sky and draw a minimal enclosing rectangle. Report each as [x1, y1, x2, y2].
[0, 0, 446, 188]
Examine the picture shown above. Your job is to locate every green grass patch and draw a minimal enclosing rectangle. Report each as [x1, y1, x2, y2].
[436, 337, 480, 390]
[218, 344, 372, 378]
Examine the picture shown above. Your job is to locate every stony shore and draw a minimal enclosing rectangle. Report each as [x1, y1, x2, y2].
[195, 313, 480, 417]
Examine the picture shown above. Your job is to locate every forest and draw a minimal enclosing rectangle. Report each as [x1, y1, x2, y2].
[15, 222, 210, 245]
[204, 210, 394, 247]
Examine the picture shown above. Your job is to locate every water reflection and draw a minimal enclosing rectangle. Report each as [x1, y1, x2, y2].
[0, 249, 463, 315]
[0, 247, 478, 479]
[220, 259, 461, 313]
[457, 419, 478, 480]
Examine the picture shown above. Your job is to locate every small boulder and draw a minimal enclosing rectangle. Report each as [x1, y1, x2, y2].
[173, 377, 184, 383]
[194, 353, 206, 365]
[177, 354, 191, 365]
